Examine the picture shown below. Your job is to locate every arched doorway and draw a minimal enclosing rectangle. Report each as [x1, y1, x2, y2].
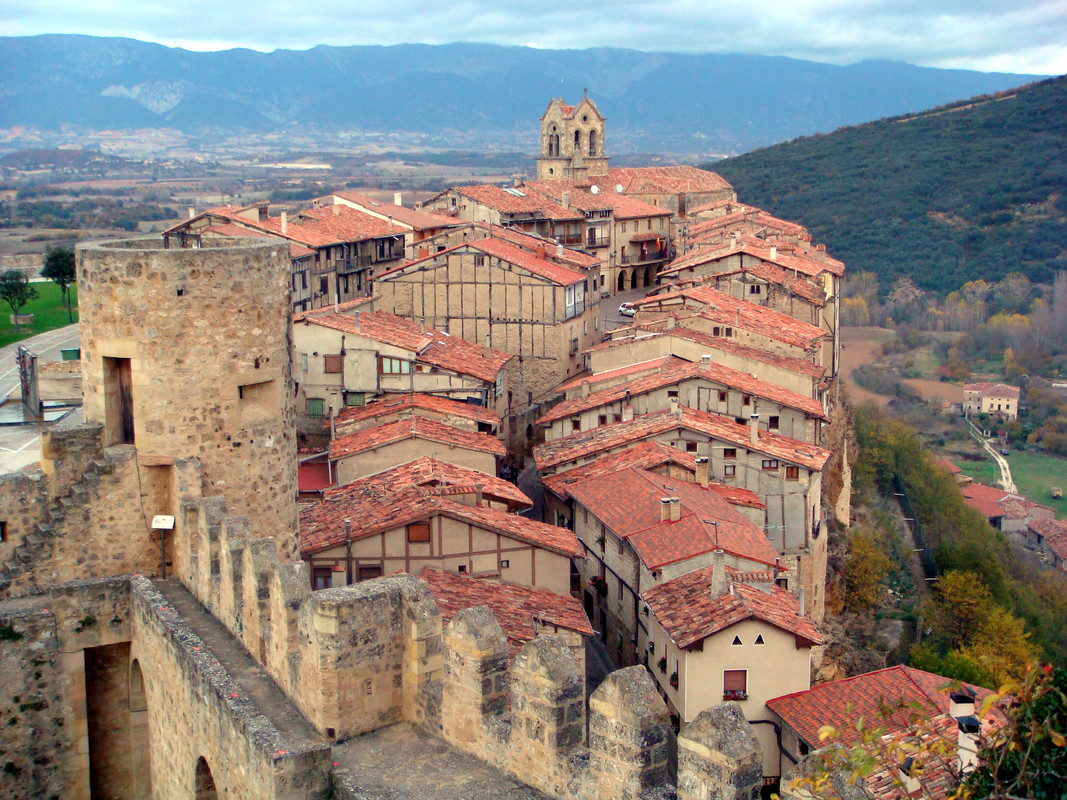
[617, 271, 626, 292]
[630, 270, 638, 289]
[195, 757, 217, 800]
[643, 267, 652, 287]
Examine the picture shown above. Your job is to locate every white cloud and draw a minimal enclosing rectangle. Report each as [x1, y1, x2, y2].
[0, 0, 1063, 75]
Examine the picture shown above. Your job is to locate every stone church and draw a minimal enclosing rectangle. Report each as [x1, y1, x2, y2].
[536, 94, 610, 181]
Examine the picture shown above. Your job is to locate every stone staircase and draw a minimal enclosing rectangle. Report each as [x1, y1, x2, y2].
[0, 448, 127, 596]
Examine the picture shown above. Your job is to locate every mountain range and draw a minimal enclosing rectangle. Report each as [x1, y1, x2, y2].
[0, 35, 1047, 155]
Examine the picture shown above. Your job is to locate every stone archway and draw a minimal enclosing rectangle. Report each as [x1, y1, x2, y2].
[195, 757, 218, 800]
[630, 270, 638, 290]
[643, 267, 652, 287]
[617, 271, 626, 292]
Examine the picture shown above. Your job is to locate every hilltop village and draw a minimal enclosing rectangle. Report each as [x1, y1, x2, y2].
[0, 99, 993, 800]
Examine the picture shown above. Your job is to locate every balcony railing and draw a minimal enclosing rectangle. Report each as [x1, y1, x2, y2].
[620, 249, 668, 265]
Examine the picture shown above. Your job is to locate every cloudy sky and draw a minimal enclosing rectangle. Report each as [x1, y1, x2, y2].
[2, 0, 1065, 76]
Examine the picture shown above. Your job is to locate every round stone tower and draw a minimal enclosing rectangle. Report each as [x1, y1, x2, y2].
[76, 237, 298, 549]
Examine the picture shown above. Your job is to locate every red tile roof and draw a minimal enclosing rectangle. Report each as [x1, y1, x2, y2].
[643, 565, 820, 648]
[1029, 518, 1067, 561]
[523, 181, 671, 220]
[964, 382, 1020, 400]
[332, 393, 499, 432]
[538, 354, 825, 426]
[292, 297, 377, 323]
[329, 191, 464, 231]
[633, 286, 828, 351]
[470, 238, 588, 286]
[686, 207, 809, 239]
[329, 416, 505, 461]
[690, 261, 827, 307]
[667, 237, 843, 279]
[481, 223, 600, 268]
[456, 184, 582, 221]
[591, 323, 827, 381]
[707, 484, 765, 509]
[557, 357, 685, 395]
[768, 665, 993, 749]
[534, 405, 830, 473]
[301, 464, 577, 557]
[421, 568, 592, 659]
[599, 166, 734, 196]
[936, 457, 962, 475]
[298, 460, 332, 493]
[300, 309, 511, 383]
[542, 440, 698, 500]
[566, 467, 779, 569]
[960, 482, 1012, 519]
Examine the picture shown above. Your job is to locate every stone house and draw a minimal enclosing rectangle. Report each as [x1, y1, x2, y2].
[163, 202, 407, 311]
[587, 324, 828, 402]
[332, 392, 501, 440]
[374, 234, 602, 446]
[631, 285, 830, 370]
[960, 481, 1054, 533]
[292, 301, 512, 437]
[563, 465, 781, 664]
[535, 95, 609, 181]
[300, 462, 582, 594]
[329, 416, 506, 485]
[963, 382, 1020, 420]
[642, 554, 820, 781]
[1026, 518, 1067, 570]
[539, 354, 826, 445]
[586, 166, 737, 221]
[317, 190, 466, 260]
[684, 202, 811, 242]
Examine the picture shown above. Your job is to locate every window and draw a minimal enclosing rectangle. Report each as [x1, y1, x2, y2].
[457, 564, 467, 574]
[749, 284, 761, 295]
[712, 326, 720, 336]
[500, 559, 510, 569]
[238, 380, 278, 424]
[768, 415, 780, 430]
[598, 414, 607, 426]
[732, 635, 742, 646]
[754, 634, 765, 645]
[725, 327, 733, 337]
[0, 520, 6, 543]
[379, 356, 411, 375]
[723, 669, 747, 700]
[723, 464, 736, 478]
[313, 568, 332, 590]
[685, 442, 698, 453]
[613, 414, 622, 423]
[407, 522, 431, 543]
[571, 418, 581, 431]
[306, 397, 325, 417]
[301, 353, 308, 373]
[667, 389, 679, 399]
[718, 391, 727, 403]
[742, 395, 751, 406]
[762, 459, 779, 471]
[620, 222, 627, 233]
[786, 466, 800, 481]
[324, 354, 343, 373]
[358, 565, 383, 582]
[723, 448, 737, 459]
[474, 255, 485, 267]
[345, 392, 365, 407]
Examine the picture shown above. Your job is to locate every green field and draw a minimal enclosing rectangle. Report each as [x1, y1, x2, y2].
[1005, 450, 1067, 519]
[0, 282, 79, 348]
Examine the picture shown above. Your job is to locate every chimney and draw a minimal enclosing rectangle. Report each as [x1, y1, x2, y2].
[188, 206, 195, 220]
[816, 243, 826, 251]
[665, 316, 675, 330]
[949, 690, 977, 719]
[394, 191, 403, 206]
[798, 586, 806, 617]
[957, 716, 981, 773]
[659, 498, 672, 521]
[669, 497, 681, 522]
[749, 413, 760, 444]
[474, 483, 483, 507]
[695, 456, 709, 487]
[581, 380, 590, 398]
[710, 549, 727, 595]
[562, 191, 570, 209]
[622, 404, 634, 422]
[418, 247, 429, 259]
[769, 245, 777, 261]
[333, 204, 340, 216]
[536, 244, 546, 260]
[557, 242, 564, 257]
[281, 211, 287, 235]
[730, 232, 738, 249]
[483, 336, 492, 359]
[701, 354, 711, 365]
[669, 396, 679, 415]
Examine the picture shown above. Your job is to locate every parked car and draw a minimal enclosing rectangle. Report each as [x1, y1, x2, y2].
[1000, 448, 1010, 456]
[618, 302, 635, 317]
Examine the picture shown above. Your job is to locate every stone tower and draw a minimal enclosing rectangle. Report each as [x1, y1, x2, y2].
[76, 237, 299, 552]
[536, 94, 609, 181]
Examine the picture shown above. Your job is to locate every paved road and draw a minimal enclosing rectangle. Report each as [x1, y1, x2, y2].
[0, 323, 82, 473]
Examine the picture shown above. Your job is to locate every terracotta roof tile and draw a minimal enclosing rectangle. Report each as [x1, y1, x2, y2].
[644, 565, 820, 648]
[421, 568, 592, 659]
[332, 393, 499, 432]
[960, 482, 1011, 519]
[597, 166, 734, 196]
[679, 261, 827, 307]
[964, 382, 1020, 399]
[470, 238, 588, 286]
[538, 354, 825, 425]
[523, 181, 671, 220]
[329, 191, 464, 231]
[566, 467, 779, 569]
[542, 440, 697, 500]
[534, 406, 830, 473]
[556, 357, 685, 394]
[301, 463, 577, 557]
[456, 184, 582, 221]
[687, 207, 808, 239]
[329, 416, 506, 461]
[481, 223, 600, 268]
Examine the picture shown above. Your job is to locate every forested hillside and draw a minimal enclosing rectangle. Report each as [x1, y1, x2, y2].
[711, 76, 1067, 293]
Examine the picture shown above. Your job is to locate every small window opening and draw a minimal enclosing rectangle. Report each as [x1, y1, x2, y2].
[754, 634, 765, 645]
[732, 635, 742, 646]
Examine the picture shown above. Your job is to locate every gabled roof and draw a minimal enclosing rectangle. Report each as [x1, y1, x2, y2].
[692, 260, 827, 307]
[598, 166, 733, 196]
[542, 440, 698, 500]
[557, 356, 687, 395]
[767, 665, 993, 749]
[534, 405, 830, 473]
[470, 237, 588, 285]
[328, 191, 464, 232]
[332, 393, 499, 432]
[298, 309, 512, 383]
[633, 286, 828, 351]
[454, 184, 582, 221]
[686, 207, 808, 240]
[421, 568, 593, 659]
[537, 354, 826, 425]
[566, 468, 779, 570]
[964, 382, 1020, 400]
[1028, 518, 1067, 561]
[643, 565, 821, 648]
[182, 203, 403, 249]
[666, 237, 843, 279]
[523, 181, 671, 220]
[329, 416, 506, 461]
[301, 469, 578, 557]
[481, 223, 600, 268]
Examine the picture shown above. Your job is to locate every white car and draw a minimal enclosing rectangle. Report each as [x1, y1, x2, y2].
[618, 302, 636, 317]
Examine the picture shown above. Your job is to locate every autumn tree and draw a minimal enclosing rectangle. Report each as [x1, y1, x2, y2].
[844, 532, 892, 611]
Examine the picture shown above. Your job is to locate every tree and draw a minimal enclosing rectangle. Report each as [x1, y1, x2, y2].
[42, 246, 75, 323]
[0, 270, 38, 333]
[844, 532, 892, 611]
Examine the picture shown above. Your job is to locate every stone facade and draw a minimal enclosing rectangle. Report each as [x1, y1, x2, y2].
[536, 96, 609, 181]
